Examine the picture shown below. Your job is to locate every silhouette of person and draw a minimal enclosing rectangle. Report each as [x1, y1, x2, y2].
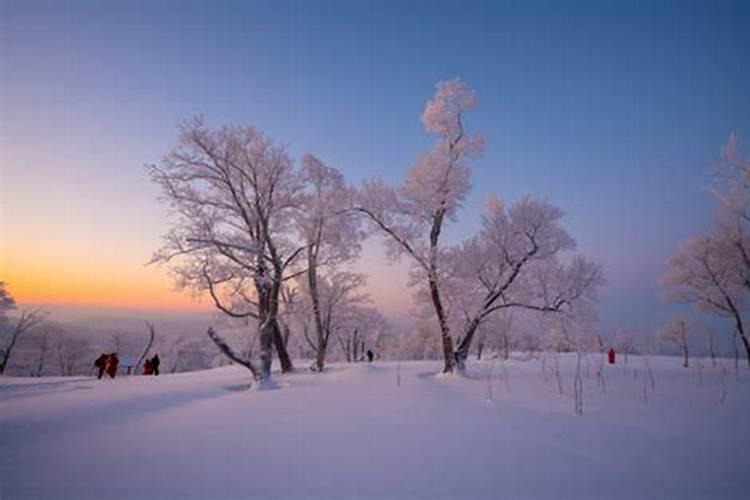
[150, 354, 160, 376]
[105, 353, 119, 378]
[94, 354, 107, 379]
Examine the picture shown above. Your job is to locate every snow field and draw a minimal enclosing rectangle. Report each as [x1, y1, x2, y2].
[1, 355, 747, 500]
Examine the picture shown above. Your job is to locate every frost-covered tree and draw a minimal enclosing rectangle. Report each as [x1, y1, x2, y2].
[659, 317, 690, 368]
[277, 284, 301, 355]
[357, 80, 601, 372]
[339, 306, 389, 362]
[296, 154, 363, 371]
[148, 117, 305, 386]
[0, 283, 47, 375]
[53, 333, 91, 376]
[356, 78, 483, 373]
[31, 330, 51, 377]
[665, 134, 750, 367]
[440, 196, 603, 369]
[471, 310, 514, 360]
[398, 320, 442, 360]
[296, 271, 368, 362]
[713, 133, 750, 291]
[663, 234, 748, 367]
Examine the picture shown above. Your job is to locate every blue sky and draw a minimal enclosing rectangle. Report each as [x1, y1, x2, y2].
[2, 0, 749, 339]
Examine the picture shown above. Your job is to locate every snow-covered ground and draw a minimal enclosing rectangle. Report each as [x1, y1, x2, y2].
[1, 355, 747, 500]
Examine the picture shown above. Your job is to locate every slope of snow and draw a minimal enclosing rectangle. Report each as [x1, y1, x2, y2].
[1, 356, 747, 500]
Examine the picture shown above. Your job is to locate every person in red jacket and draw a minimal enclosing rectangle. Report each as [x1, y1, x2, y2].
[608, 347, 616, 364]
[105, 353, 119, 378]
[94, 354, 108, 379]
[142, 358, 152, 375]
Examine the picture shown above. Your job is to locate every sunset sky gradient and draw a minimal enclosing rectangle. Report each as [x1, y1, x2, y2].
[2, 0, 749, 334]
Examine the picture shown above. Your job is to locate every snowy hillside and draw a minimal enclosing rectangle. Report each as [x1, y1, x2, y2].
[1, 356, 747, 500]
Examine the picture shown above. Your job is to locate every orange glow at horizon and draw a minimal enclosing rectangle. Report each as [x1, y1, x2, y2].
[0, 237, 413, 317]
[1, 250, 210, 311]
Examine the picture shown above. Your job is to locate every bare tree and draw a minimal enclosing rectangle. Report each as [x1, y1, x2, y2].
[0, 283, 48, 375]
[300, 271, 369, 366]
[659, 317, 690, 368]
[474, 311, 513, 360]
[277, 284, 299, 351]
[54, 334, 89, 376]
[334, 305, 388, 363]
[355, 78, 483, 373]
[296, 155, 363, 371]
[663, 234, 748, 366]
[441, 196, 603, 369]
[148, 118, 306, 386]
[336, 328, 360, 363]
[356, 80, 601, 373]
[712, 133, 750, 291]
[31, 331, 51, 377]
[664, 134, 750, 366]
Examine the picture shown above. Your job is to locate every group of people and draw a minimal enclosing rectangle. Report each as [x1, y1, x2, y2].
[142, 354, 161, 376]
[94, 353, 119, 379]
[93, 353, 161, 379]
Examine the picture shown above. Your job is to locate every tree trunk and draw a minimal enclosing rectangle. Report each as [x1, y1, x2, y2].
[428, 273, 454, 373]
[734, 333, 740, 374]
[739, 330, 750, 369]
[427, 205, 455, 374]
[729, 306, 750, 368]
[258, 320, 274, 385]
[266, 266, 293, 373]
[272, 322, 294, 373]
[0, 325, 23, 375]
[455, 316, 482, 370]
[307, 246, 328, 372]
[682, 344, 689, 368]
[314, 335, 327, 371]
[476, 341, 484, 360]
[254, 264, 277, 385]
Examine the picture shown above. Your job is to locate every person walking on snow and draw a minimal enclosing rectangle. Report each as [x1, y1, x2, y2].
[105, 353, 119, 378]
[94, 354, 107, 379]
[150, 354, 160, 376]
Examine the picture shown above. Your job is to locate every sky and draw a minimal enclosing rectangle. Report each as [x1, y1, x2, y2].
[1, 0, 749, 338]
